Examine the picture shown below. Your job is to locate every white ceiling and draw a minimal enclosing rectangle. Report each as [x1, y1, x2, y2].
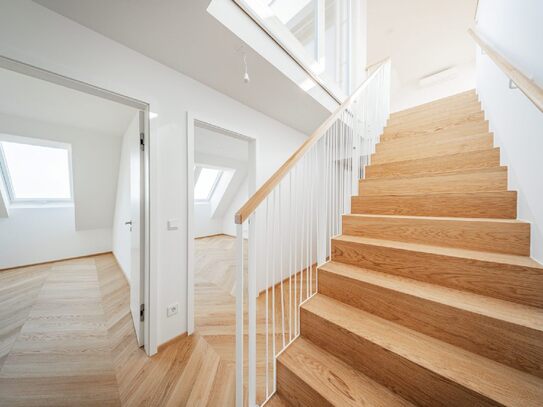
[0, 67, 137, 136]
[367, 0, 477, 91]
[33, 0, 329, 134]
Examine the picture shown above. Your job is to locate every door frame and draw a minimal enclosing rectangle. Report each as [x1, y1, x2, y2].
[0, 54, 157, 355]
[186, 112, 257, 334]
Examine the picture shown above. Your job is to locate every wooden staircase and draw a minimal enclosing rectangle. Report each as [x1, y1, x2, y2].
[268, 90, 543, 406]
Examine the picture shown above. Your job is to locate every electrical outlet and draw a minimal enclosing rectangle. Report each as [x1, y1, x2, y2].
[167, 303, 178, 317]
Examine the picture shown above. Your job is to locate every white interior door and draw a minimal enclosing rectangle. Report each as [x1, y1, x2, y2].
[130, 111, 145, 346]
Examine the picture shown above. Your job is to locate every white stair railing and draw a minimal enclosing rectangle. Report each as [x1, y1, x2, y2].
[234, 59, 391, 407]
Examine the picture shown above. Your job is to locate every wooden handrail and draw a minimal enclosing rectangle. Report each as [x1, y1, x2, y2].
[468, 28, 543, 112]
[234, 58, 390, 224]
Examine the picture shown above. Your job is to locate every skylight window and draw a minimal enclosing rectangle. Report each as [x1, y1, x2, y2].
[0, 140, 72, 202]
[194, 167, 222, 201]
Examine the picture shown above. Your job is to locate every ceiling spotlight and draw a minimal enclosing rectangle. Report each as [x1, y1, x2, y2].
[243, 54, 250, 83]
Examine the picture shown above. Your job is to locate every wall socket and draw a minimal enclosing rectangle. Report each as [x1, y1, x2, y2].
[167, 303, 179, 317]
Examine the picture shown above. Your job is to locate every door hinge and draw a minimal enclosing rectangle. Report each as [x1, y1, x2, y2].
[140, 303, 145, 321]
[140, 132, 145, 151]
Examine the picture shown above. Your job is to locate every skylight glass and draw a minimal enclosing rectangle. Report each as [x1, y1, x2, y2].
[0, 141, 72, 201]
[194, 167, 221, 201]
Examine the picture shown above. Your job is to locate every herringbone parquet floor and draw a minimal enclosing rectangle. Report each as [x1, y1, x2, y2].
[0, 235, 313, 406]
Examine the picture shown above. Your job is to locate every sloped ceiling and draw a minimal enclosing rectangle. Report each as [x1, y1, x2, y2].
[367, 0, 477, 99]
[33, 0, 329, 134]
[0, 67, 135, 136]
[195, 125, 248, 219]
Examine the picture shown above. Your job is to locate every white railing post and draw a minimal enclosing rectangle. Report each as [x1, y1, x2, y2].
[235, 223, 244, 407]
[317, 139, 327, 266]
[248, 213, 257, 407]
[352, 105, 361, 197]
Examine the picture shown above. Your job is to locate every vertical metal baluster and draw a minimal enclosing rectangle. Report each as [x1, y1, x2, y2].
[235, 222, 244, 407]
[271, 190, 276, 393]
[279, 183, 285, 349]
[288, 172, 292, 342]
[293, 165, 298, 336]
[264, 197, 269, 398]
[248, 211, 256, 407]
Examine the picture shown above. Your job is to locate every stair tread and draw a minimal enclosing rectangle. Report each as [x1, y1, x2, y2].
[366, 148, 501, 179]
[361, 166, 506, 182]
[390, 90, 477, 118]
[319, 261, 543, 330]
[333, 235, 543, 269]
[303, 294, 543, 406]
[344, 213, 527, 224]
[278, 337, 413, 406]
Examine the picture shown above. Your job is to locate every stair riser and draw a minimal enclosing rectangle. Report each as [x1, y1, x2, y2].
[381, 120, 488, 142]
[351, 191, 517, 219]
[300, 308, 498, 407]
[386, 105, 483, 129]
[342, 215, 530, 255]
[377, 129, 491, 154]
[366, 148, 501, 179]
[390, 91, 477, 120]
[319, 269, 543, 377]
[373, 134, 493, 164]
[331, 238, 543, 307]
[276, 362, 332, 407]
[359, 168, 507, 196]
[383, 112, 484, 140]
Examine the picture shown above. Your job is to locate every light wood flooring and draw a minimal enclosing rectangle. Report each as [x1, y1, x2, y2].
[0, 246, 239, 406]
[0, 235, 306, 406]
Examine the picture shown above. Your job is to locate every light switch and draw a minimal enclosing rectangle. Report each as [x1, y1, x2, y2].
[167, 219, 180, 230]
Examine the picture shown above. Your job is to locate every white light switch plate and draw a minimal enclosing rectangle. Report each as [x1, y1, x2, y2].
[167, 219, 180, 230]
[167, 303, 179, 317]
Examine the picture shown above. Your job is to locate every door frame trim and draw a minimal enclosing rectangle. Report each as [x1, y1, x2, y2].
[0, 54, 157, 355]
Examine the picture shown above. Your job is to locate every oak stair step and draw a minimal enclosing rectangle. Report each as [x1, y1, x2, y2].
[351, 190, 517, 219]
[372, 131, 493, 164]
[381, 118, 488, 142]
[359, 167, 507, 196]
[383, 111, 484, 140]
[366, 148, 501, 179]
[318, 261, 543, 377]
[276, 336, 413, 407]
[386, 105, 483, 131]
[389, 90, 477, 121]
[331, 235, 543, 307]
[301, 294, 543, 407]
[387, 100, 482, 127]
[341, 213, 530, 255]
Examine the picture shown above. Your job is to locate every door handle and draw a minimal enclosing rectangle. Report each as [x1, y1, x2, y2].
[125, 221, 132, 226]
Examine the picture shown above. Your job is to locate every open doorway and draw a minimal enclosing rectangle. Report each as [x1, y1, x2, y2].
[0, 55, 153, 375]
[186, 115, 256, 344]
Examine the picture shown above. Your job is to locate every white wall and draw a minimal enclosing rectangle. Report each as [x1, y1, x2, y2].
[0, 111, 121, 269]
[0, 206, 111, 269]
[112, 113, 139, 281]
[475, 0, 543, 263]
[222, 178, 248, 237]
[0, 1, 308, 346]
[390, 62, 476, 113]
